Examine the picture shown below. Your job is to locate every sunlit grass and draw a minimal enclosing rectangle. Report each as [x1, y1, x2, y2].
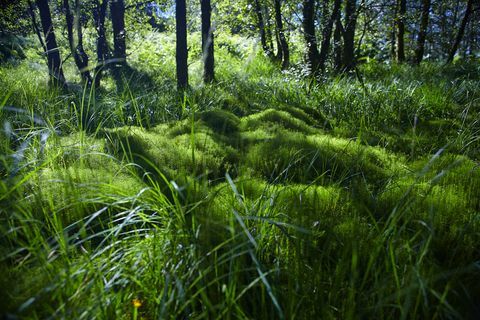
[1, 31, 479, 319]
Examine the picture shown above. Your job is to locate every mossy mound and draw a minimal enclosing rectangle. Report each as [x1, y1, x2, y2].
[240, 109, 317, 134]
[244, 130, 406, 186]
[105, 125, 239, 183]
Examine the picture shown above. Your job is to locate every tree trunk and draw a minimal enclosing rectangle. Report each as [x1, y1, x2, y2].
[319, 0, 342, 72]
[342, 0, 357, 72]
[35, 0, 66, 88]
[274, 0, 289, 69]
[110, 0, 127, 86]
[201, 0, 214, 83]
[414, 0, 431, 64]
[446, 0, 474, 63]
[63, 0, 92, 84]
[264, 6, 275, 55]
[396, 0, 406, 62]
[176, 0, 188, 89]
[93, 0, 109, 87]
[27, 0, 47, 53]
[333, 12, 343, 72]
[254, 0, 274, 58]
[303, 0, 320, 76]
[390, 0, 396, 61]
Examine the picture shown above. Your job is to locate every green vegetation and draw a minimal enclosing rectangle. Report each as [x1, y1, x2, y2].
[1, 31, 479, 319]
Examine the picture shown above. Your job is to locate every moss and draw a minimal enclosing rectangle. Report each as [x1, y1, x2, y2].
[197, 109, 240, 134]
[105, 125, 239, 183]
[240, 109, 317, 134]
[244, 130, 406, 186]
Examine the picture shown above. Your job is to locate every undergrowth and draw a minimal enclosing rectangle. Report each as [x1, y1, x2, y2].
[0, 32, 479, 319]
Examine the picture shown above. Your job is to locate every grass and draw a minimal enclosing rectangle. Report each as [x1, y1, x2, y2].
[0, 31, 479, 319]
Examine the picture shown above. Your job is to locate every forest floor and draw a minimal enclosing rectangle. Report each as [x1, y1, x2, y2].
[1, 33, 479, 319]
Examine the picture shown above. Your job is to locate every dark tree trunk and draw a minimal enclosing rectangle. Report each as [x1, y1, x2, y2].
[303, 0, 320, 76]
[254, 0, 274, 58]
[93, 0, 109, 88]
[342, 0, 357, 72]
[201, 0, 214, 83]
[390, 0, 396, 60]
[274, 0, 289, 69]
[176, 0, 188, 89]
[35, 0, 66, 88]
[264, 6, 275, 55]
[333, 12, 343, 72]
[63, 0, 92, 85]
[27, 0, 47, 53]
[446, 0, 474, 63]
[318, 0, 342, 72]
[396, 0, 406, 62]
[110, 0, 127, 86]
[414, 0, 431, 64]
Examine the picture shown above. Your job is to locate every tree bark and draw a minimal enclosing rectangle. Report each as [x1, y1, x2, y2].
[342, 0, 357, 72]
[446, 0, 474, 63]
[396, 0, 406, 62]
[319, 0, 342, 72]
[176, 0, 188, 89]
[254, 0, 274, 58]
[27, 0, 47, 54]
[93, 0, 109, 87]
[110, 0, 127, 87]
[333, 12, 343, 72]
[274, 0, 289, 69]
[35, 0, 67, 88]
[201, 0, 214, 83]
[414, 0, 431, 64]
[303, 0, 320, 76]
[63, 0, 92, 84]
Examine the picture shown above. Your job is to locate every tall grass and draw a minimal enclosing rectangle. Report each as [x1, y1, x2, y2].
[1, 32, 479, 319]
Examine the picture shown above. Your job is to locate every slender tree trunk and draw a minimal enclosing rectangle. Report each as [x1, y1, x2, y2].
[201, 0, 214, 83]
[446, 0, 474, 63]
[303, 0, 320, 76]
[35, 0, 66, 88]
[264, 6, 275, 55]
[111, 0, 127, 87]
[63, 0, 92, 84]
[414, 0, 431, 64]
[176, 0, 188, 89]
[274, 0, 289, 69]
[333, 12, 343, 72]
[27, 0, 47, 53]
[396, 0, 406, 62]
[93, 0, 109, 87]
[342, 0, 357, 72]
[254, 0, 274, 58]
[390, 0, 396, 60]
[319, 0, 342, 72]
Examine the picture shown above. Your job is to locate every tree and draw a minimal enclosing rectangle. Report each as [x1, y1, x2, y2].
[395, 0, 406, 62]
[35, 0, 67, 88]
[254, 0, 274, 59]
[176, 0, 188, 89]
[93, 0, 109, 87]
[201, 0, 214, 83]
[110, 0, 127, 84]
[63, 0, 92, 84]
[303, 0, 320, 76]
[273, 0, 289, 69]
[318, 0, 342, 72]
[414, 0, 431, 64]
[343, 0, 357, 71]
[446, 0, 474, 63]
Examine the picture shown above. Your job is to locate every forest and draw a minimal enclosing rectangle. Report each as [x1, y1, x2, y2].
[0, 0, 479, 318]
